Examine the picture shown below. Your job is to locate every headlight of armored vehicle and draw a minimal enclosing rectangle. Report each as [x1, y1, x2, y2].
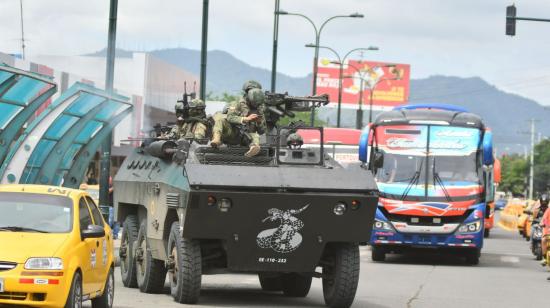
[333, 202, 347, 216]
[458, 220, 481, 234]
[217, 198, 232, 212]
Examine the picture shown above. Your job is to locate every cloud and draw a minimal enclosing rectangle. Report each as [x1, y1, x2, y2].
[1, 0, 550, 104]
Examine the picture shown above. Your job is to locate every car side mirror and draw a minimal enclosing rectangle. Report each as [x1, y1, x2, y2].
[373, 151, 384, 169]
[82, 224, 105, 239]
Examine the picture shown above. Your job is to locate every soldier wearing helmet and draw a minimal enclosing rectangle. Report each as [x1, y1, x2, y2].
[168, 98, 209, 142]
[211, 83, 266, 157]
[242, 80, 262, 93]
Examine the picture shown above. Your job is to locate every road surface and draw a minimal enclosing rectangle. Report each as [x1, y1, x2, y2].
[88, 214, 550, 308]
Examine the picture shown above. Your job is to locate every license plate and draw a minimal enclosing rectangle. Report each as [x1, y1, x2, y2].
[0, 277, 4, 292]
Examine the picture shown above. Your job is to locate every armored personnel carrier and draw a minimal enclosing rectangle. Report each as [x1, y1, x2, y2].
[114, 93, 378, 308]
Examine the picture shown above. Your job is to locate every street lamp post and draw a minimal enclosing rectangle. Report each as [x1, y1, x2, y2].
[199, 0, 209, 100]
[366, 72, 399, 123]
[277, 10, 363, 125]
[271, 0, 281, 92]
[305, 44, 378, 127]
[100, 0, 118, 209]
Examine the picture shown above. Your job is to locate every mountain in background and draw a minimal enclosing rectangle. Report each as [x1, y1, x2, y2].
[88, 48, 550, 154]
[88, 47, 312, 95]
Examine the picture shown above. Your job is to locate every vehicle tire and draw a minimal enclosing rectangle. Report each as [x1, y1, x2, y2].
[484, 229, 490, 238]
[92, 267, 114, 308]
[322, 243, 360, 308]
[167, 222, 201, 304]
[64, 271, 82, 308]
[136, 220, 167, 293]
[258, 273, 283, 291]
[535, 243, 543, 261]
[464, 249, 480, 265]
[281, 273, 311, 297]
[371, 246, 386, 262]
[120, 215, 139, 288]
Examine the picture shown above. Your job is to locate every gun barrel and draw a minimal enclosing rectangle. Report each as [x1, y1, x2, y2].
[267, 106, 285, 116]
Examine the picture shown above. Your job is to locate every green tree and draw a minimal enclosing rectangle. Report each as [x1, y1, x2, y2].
[534, 139, 550, 193]
[500, 154, 528, 196]
[206, 92, 240, 103]
[277, 112, 327, 127]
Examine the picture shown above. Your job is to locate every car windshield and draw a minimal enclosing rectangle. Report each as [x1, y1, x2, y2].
[0, 192, 73, 233]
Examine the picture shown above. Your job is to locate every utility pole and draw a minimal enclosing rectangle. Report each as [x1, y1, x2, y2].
[199, 0, 209, 100]
[529, 119, 535, 200]
[99, 0, 118, 208]
[19, 0, 26, 59]
[270, 0, 281, 92]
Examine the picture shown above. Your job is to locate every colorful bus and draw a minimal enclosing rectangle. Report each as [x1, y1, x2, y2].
[359, 104, 496, 264]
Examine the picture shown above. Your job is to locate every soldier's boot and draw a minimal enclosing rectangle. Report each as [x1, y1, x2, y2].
[245, 144, 261, 157]
[211, 132, 222, 147]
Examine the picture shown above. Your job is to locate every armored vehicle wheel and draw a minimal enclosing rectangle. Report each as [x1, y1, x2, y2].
[120, 215, 139, 288]
[322, 243, 360, 308]
[167, 222, 201, 304]
[136, 221, 168, 293]
[258, 273, 283, 291]
[281, 273, 312, 297]
[371, 246, 386, 262]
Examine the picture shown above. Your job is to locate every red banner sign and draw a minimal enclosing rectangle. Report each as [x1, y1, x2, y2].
[316, 59, 410, 110]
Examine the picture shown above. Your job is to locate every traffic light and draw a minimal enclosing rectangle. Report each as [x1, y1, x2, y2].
[506, 5, 517, 36]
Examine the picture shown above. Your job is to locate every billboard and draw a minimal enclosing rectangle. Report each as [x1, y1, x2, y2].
[316, 59, 410, 110]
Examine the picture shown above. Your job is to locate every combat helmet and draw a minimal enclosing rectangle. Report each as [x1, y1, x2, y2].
[189, 98, 206, 117]
[175, 101, 186, 119]
[242, 80, 262, 93]
[246, 88, 265, 108]
[287, 133, 304, 149]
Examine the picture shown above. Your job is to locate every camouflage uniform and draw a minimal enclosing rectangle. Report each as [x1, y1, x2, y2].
[168, 98, 209, 141]
[168, 121, 208, 140]
[211, 87, 266, 157]
[212, 98, 265, 145]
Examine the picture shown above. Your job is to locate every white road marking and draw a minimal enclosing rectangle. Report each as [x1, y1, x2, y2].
[500, 256, 520, 263]
[483, 251, 533, 257]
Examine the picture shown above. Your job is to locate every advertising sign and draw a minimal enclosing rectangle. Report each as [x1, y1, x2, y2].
[316, 59, 410, 110]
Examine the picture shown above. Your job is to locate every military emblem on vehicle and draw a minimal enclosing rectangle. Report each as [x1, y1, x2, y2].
[256, 204, 309, 253]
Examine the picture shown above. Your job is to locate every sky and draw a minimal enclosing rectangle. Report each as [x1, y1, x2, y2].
[2, 0, 550, 104]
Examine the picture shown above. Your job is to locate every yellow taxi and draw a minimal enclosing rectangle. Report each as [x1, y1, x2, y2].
[0, 185, 115, 308]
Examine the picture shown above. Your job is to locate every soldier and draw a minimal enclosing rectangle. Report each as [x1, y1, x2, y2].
[211, 87, 266, 157]
[242, 80, 262, 93]
[168, 98, 209, 141]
